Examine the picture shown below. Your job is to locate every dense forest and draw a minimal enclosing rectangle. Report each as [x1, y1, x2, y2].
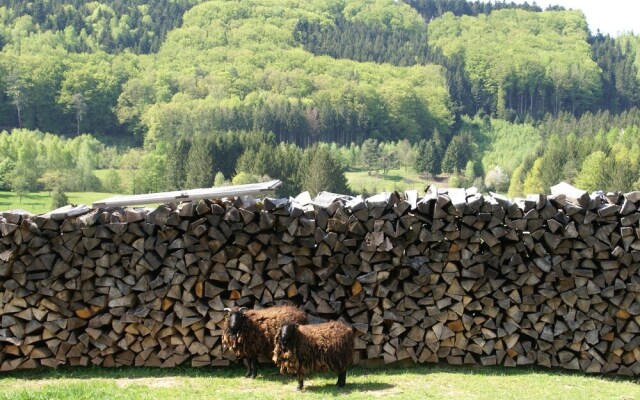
[292, 16, 474, 118]
[406, 0, 547, 21]
[0, 0, 639, 202]
[0, 0, 199, 54]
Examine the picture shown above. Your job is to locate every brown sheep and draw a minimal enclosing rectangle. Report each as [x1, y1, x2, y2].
[222, 305, 307, 378]
[273, 320, 354, 390]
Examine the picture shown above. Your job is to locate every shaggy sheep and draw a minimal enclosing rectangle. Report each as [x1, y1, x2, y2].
[272, 320, 354, 390]
[222, 305, 308, 378]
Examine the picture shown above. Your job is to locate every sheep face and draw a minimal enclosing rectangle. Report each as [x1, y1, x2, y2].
[279, 323, 298, 348]
[224, 307, 248, 334]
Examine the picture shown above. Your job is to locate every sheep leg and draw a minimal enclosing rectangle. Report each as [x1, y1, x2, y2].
[336, 371, 347, 388]
[243, 359, 252, 378]
[249, 357, 258, 379]
[296, 371, 304, 391]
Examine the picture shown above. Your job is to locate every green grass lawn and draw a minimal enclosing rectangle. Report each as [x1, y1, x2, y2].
[93, 169, 115, 181]
[0, 364, 637, 400]
[346, 167, 447, 195]
[0, 192, 116, 214]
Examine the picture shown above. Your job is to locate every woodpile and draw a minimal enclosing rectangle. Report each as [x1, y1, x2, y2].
[0, 183, 639, 376]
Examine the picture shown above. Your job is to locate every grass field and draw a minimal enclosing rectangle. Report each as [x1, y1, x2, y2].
[0, 364, 637, 400]
[0, 192, 115, 214]
[93, 169, 126, 184]
[93, 169, 120, 181]
[345, 167, 447, 195]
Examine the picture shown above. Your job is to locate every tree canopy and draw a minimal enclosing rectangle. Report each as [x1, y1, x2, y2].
[428, 9, 603, 119]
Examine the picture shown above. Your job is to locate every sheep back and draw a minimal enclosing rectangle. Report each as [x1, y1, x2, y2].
[222, 305, 307, 360]
[273, 320, 354, 375]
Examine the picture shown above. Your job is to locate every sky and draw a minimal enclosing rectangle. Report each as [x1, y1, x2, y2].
[531, 0, 639, 36]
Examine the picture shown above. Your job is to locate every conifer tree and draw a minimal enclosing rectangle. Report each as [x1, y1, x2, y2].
[300, 146, 350, 197]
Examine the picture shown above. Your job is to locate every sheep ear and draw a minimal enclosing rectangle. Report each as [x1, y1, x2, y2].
[223, 308, 231, 313]
[239, 307, 248, 313]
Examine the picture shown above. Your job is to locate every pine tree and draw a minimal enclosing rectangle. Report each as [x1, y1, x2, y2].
[300, 146, 350, 197]
[165, 137, 190, 190]
[361, 138, 381, 173]
[538, 135, 567, 191]
[442, 134, 472, 174]
[185, 136, 214, 189]
[523, 158, 545, 195]
[414, 139, 440, 177]
[414, 140, 427, 174]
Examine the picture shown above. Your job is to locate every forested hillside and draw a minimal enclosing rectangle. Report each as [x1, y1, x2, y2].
[0, 0, 200, 54]
[428, 9, 601, 118]
[0, 0, 639, 203]
[132, 0, 452, 147]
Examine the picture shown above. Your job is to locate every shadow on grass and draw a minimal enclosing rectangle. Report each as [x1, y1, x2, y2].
[378, 174, 403, 183]
[0, 363, 637, 386]
[303, 381, 394, 394]
[357, 363, 640, 384]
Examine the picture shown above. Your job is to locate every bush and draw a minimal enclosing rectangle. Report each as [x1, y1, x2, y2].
[484, 166, 510, 192]
[214, 172, 226, 187]
[232, 172, 269, 185]
[51, 187, 69, 210]
[448, 174, 463, 188]
[0, 158, 15, 191]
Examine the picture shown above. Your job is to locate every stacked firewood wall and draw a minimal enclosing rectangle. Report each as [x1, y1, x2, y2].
[0, 186, 639, 375]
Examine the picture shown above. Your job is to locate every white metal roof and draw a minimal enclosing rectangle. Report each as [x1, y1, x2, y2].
[92, 180, 282, 208]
